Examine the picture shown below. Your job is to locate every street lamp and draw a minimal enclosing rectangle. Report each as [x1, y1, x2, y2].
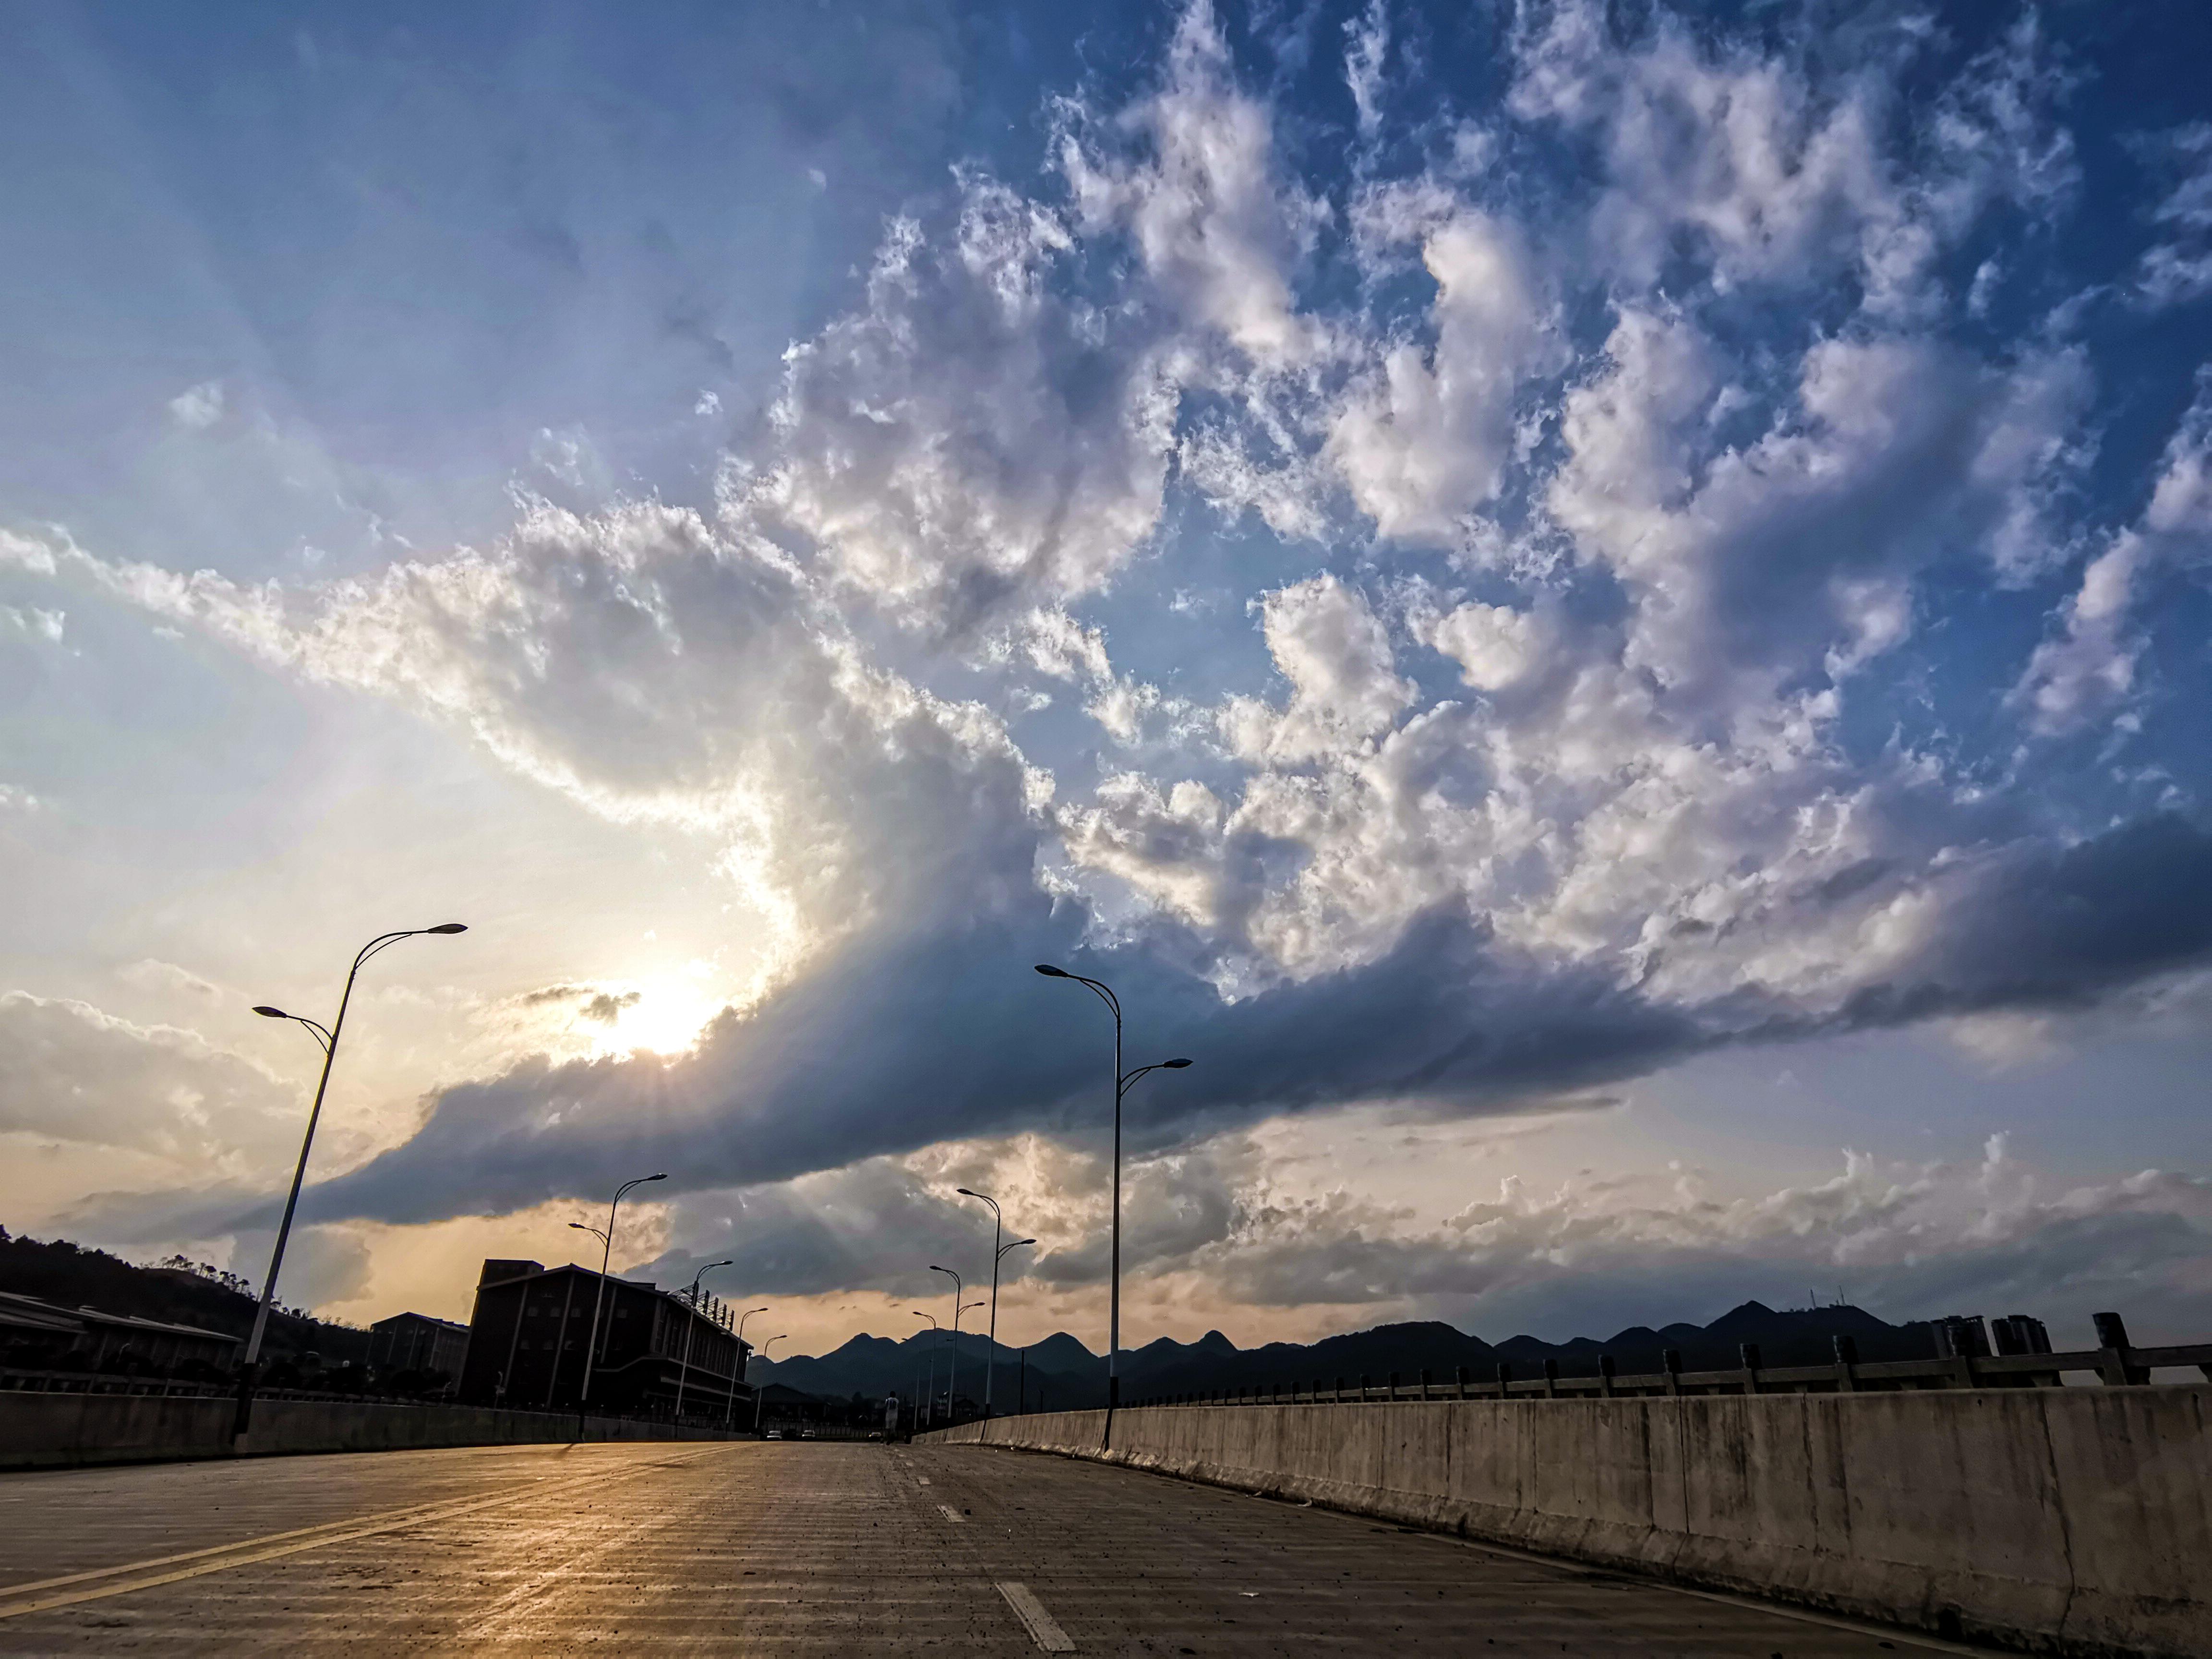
[751, 1335, 788, 1432]
[1033, 963, 1190, 1412]
[912, 1311, 942, 1430]
[673, 1260, 733, 1421]
[956, 1187, 1035, 1419]
[732, 1306, 769, 1429]
[235, 922, 468, 1440]
[575, 1173, 667, 1433]
[952, 1299, 985, 1420]
[928, 1265, 963, 1420]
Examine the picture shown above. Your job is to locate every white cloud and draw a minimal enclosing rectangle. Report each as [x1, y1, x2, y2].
[1220, 574, 1413, 766]
[1342, 0, 1389, 140]
[1328, 204, 1556, 541]
[2, 605, 65, 642]
[2013, 369, 2212, 733]
[1415, 599, 1547, 691]
[1059, 3, 1327, 372]
[2137, 123, 2212, 309]
[0, 990, 298, 1169]
[744, 184, 1175, 631]
[167, 381, 224, 430]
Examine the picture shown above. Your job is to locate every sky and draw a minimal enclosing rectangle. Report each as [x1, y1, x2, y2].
[3, 0, 2210, 1359]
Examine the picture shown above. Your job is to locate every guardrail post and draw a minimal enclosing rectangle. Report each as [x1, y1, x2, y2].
[1334, 1375, 1344, 1403]
[1662, 1348, 1682, 1396]
[2092, 1311, 2150, 1386]
[1542, 1358, 1559, 1398]
[1598, 1355, 1615, 1398]
[1387, 1370, 1399, 1402]
[1740, 1342, 1763, 1395]
[1495, 1361, 1512, 1400]
[1359, 1372, 1372, 1402]
[1455, 1364, 1468, 1400]
[1419, 1368, 1431, 1401]
[1833, 1334, 1858, 1392]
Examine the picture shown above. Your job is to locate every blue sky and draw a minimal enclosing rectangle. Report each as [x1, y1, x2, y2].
[3, 0, 2210, 1357]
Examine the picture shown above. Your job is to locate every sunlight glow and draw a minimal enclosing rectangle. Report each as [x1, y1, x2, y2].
[594, 976, 722, 1058]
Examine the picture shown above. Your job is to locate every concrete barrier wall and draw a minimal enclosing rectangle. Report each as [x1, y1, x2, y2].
[0, 1392, 741, 1471]
[926, 1386, 2212, 1658]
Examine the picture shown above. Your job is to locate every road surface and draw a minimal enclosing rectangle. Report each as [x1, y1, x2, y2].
[0, 1438, 1954, 1653]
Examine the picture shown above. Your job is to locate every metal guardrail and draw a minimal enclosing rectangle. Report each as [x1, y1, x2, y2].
[1128, 1340, 2212, 1409]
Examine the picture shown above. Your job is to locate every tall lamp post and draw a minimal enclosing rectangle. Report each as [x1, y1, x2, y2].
[751, 1335, 788, 1432]
[731, 1306, 769, 1429]
[928, 1266, 964, 1419]
[956, 1188, 1034, 1419]
[913, 1311, 939, 1430]
[573, 1172, 667, 1434]
[1033, 964, 1190, 1411]
[236, 922, 468, 1441]
[673, 1259, 732, 1421]
[952, 1299, 984, 1420]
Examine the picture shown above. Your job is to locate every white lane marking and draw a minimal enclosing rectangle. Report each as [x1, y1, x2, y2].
[937, 1503, 966, 1524]
[998, 1581, 1076, 1652]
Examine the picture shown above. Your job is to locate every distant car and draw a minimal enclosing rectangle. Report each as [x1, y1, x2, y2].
[867, 1431, 883, 1441]
[763, 1429, 783, 1440]
[800, 1427, 819, 1440]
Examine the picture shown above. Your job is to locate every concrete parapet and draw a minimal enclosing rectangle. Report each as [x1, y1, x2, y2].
[925, 1386, 2212, 1657]
[0, 1392, 742, 1470]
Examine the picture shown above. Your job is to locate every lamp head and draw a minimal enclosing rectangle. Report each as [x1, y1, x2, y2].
[1033, 963, 1070, 978]
[567, 1222, 592, 1232]
[957, 1187, 983, 1199]
[1163, 1058, 1193, 1069]
[252, 1006, 289, 1019]
[646, 1172, 668, 1182]
[426, 923, 468, 935]
[1013, 1238, 1037, 1248]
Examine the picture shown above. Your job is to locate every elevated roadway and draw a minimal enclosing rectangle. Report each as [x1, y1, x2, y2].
[0, 1439, 1957, 1653]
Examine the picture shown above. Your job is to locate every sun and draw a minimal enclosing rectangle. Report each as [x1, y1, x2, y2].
[595, 976, 723, 1058]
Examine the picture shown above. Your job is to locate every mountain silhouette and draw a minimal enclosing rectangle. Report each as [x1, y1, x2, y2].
[752, 1299, 1955, 1408]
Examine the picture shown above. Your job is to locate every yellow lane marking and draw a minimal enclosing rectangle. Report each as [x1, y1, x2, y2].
[0, 1443, 736, 1622]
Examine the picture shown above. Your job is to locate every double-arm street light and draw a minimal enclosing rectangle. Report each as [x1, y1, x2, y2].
[732, 1306, 769, 1428]
[954, 1299, 985, 1419]
[572, 1173, 667, 1431]
[1033, 964, 1190, 1411]
[751, 1334, 788, 1431]
[928, 1265, 962, 1417]
[956, 1188, 1035, 1419]
[912, 1311, 939, 1429]
[236, 922, 467, 1440]
[672, 1260, 733, 1420]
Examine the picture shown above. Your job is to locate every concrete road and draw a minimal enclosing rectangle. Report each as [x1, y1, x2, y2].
[0, 1439, 1956, 1654]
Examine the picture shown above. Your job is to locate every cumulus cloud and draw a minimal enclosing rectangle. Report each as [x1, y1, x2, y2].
[0, 990, 298, 1169]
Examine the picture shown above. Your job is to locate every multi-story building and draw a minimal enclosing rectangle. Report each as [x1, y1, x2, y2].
[367, 1311, 470, 1380]
[457, 1258, 750, 1419]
